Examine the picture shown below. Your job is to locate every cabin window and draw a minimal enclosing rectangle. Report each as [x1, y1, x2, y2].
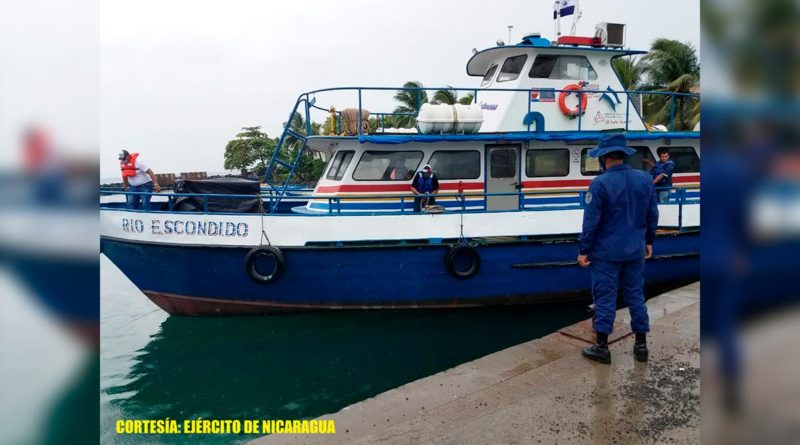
[580, 148, 602, 176]
[490, 149, 517, 178]
[428, 150, 481, 180]
[352, 150, 424, 181]
[627, 146, 656, 172]
[497, 55, 528, 82]
[581, 146, 670, 176]
[325, 150, 355, 181]
[481, 64, 498, 86]
[529, 55, 598, 81]
[662, 146, 700, 173]
[526, 149, 570, 177]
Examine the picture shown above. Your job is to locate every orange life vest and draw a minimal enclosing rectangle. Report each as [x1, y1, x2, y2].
[120, 152, 140, 177]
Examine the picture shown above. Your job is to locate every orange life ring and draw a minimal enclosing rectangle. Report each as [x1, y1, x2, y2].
[558, 84, 588, 118]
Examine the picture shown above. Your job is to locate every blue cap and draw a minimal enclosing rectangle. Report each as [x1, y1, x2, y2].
[588, 134, 636, 158]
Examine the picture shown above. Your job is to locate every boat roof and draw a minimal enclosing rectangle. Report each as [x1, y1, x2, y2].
[466, 44, 648, 77]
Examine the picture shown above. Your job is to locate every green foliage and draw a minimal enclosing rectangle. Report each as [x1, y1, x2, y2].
[268, 113, 327, 186]
[393, 81, 428, 128]
[612, 57, 643, 91]
[431, 87, 475, 105]
[224, 122, 326, 187]
[636, 39, 700, 130]
[223, 126, 276, 172]
[640, 39, 699, 89]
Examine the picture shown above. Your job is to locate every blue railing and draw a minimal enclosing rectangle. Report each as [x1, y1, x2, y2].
[295, 85, 700, 134]
[100, 185, 699, 230]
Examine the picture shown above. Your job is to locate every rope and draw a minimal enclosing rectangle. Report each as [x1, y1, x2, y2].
[257, 195, 272, 246]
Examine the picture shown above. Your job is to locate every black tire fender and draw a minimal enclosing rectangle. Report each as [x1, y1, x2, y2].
[244, 245, 285, 284]
[444, 244, 481, 279]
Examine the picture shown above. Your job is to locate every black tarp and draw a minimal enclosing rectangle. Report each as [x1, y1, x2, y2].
[172, 178, 261, 213]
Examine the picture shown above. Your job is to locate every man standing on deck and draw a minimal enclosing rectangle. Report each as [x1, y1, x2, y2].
[646, 147, 676, 203]
[119, 149, 161, 210]
[577, 134, 659, 364]
[411, 164, 439, 212]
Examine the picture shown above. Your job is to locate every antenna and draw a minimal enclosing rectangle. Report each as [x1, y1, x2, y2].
[507, 25, 514, 44]
[570, 0, 582, 36]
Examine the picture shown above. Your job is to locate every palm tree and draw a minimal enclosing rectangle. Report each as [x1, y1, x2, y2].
[639, 39, 700, 130]
[393, 81, 428, 128]
[640, 39, 699, 88]
[431, 86, 475, 105]
[612, 57, 643, 91]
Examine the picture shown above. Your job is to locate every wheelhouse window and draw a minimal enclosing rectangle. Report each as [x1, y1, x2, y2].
[496, 55, 528, 82]
[352, 151, 424, 181]
[481, 64, 498, 87]
[580, 148, 602, 176]
[325, 150, 355, 181]
[526, 149, 570, 177]
[529, 55, 598, 81]
[490, 149, 517, 178]
[663, 147, 700, 173]
[627, 146, 656, 172]
[428, 150, 481, 180]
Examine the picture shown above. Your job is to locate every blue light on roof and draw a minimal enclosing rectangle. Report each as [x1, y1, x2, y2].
[521, 35, 551, 47]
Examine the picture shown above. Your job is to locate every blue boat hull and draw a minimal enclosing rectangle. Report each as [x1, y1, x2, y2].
[100, 231, 699, 315]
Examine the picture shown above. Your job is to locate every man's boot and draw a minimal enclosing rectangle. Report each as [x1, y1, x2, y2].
[634, 332, 648, 362]
[582, 332, 611, 364]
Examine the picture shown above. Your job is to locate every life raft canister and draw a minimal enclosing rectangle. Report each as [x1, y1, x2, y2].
[120, 152, 140, 177]
[558, 84, 588, 118]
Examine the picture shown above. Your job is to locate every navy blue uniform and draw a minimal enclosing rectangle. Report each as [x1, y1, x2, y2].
[579, 163, 659, 334]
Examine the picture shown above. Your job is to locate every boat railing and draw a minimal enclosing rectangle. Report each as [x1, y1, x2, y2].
[299, 85, 700, 135]
[100, 185, 699, 230]
[263, 85, 699, 210]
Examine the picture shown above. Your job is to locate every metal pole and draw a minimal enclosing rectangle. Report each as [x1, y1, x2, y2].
[669, 94, 675, 131]
[358, 90, 363, 136]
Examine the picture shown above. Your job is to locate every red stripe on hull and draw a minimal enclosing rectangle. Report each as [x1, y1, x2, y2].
[316, 182, 484, 193]
[142, 290, 589, 316]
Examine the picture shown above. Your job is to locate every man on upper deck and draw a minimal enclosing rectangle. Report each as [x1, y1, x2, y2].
[577, 134, 659, 364]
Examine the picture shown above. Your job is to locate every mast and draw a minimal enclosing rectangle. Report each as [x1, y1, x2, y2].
[569, 0, 582, 36]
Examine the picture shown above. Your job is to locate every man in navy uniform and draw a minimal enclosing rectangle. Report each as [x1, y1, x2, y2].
[578, 134, 659, 364]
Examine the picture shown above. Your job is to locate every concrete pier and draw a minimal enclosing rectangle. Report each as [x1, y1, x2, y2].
[251, 282, 700, 445]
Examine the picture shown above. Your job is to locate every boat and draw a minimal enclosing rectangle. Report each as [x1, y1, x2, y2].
[100, 17, 700, 315]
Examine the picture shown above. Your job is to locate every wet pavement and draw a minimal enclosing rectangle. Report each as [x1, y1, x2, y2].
[250, 282, 700, 445]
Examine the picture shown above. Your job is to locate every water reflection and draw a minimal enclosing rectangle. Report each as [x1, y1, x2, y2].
[105, 304, 589, 444]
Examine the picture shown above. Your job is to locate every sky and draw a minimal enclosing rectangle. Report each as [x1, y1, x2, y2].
[99, 0, 700, 178]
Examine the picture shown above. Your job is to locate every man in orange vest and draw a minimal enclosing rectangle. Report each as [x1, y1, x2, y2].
[119, 149, 161, 210]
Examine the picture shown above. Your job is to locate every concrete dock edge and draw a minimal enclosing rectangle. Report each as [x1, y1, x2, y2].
[251, 282, 700, 444]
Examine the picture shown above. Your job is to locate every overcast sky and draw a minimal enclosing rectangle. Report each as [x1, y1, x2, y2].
[100, 0, 699, 178]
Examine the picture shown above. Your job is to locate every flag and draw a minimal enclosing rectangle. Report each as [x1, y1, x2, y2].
[553, 0, 576, 19]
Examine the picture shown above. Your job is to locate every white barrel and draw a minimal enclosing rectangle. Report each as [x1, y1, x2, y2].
[416, 104, 483, 134]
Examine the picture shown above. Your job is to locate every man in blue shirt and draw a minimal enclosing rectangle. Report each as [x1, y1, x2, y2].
[650, 147, 676, 203]
[578, 134, 659, 364]
[411, 164, 439, 212]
